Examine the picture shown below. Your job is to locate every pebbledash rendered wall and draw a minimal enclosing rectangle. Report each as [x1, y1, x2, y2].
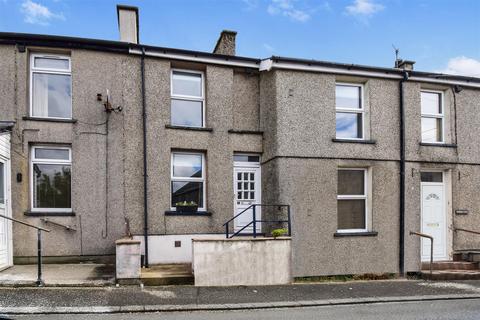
[2, 39, 480, 276]
[259, 69, 480, 277]
[0, 43, 262, 261]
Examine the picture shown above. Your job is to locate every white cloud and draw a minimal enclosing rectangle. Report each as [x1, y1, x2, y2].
[345, 0, 384, 17]
[267, 0, 311, 22]
[438, 56, 480, 77]
[21, 0, 64, 26]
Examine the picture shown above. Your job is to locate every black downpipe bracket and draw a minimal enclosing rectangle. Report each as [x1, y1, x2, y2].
[141, 47, 149, 268]
[399, 71, 408, 276]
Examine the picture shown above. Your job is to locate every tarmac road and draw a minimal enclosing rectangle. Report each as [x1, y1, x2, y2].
[11, 298, 480, 320]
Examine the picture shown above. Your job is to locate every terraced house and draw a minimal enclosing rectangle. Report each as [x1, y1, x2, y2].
[0, 5, 479, 281]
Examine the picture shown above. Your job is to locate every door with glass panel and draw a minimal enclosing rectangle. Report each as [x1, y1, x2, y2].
[233, 155, 261, 234]
[421, 171, 448, 261]
[0, 157, 11, 270]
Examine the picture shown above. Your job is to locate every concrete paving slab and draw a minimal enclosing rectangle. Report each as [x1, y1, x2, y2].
[0, 264, 115, 286]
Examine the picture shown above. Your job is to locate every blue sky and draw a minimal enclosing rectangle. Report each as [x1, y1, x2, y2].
[1, 0, 479, 76]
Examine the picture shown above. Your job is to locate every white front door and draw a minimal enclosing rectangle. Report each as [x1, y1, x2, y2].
[233, 164, 261, 234]
[421, 172, 447, 261]
[0, 156, 12, 270]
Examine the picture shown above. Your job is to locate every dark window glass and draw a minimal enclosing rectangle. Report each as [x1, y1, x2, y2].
[337, 199, 366, 230]
[338, 170, 365, 195]
[172, 154, 202, 178]
[171, 181, 203, 207]
[172, 71, 202, 97]
[171, 99, 203, 127]
[32, 73, 72, 119]
[421, 92, 441, 114]
[336, 112, 363, 139]
[420, 172, 443, 183]
[421, 117, 442, 142]
[35, 148, 69, 160]
[233, 155, 260, 162]
[33, 164, 71, 209]
[336, 85, 361, 109]
[34, 57, 69, 70]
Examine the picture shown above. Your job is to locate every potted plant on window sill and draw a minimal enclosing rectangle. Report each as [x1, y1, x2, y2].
[175, 201, 199, 214]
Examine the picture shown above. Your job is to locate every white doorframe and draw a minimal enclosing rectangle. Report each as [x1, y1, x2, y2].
[420, 170, 450, 261]
[233, 156, 262, 234]
[0, 135, 13, 271]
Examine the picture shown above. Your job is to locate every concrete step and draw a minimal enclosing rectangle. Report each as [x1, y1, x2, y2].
[422, 261, 479, 271]
[421, 269, 480, 281]
[140, 264, 193, 286]
[454, 251, 480, 262]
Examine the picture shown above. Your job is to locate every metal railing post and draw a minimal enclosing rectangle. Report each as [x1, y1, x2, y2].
[287, 205, 292, 236]
[0, 214, 50, 287]
[409, 231, 433, 277]
[252, 205, 257, 238]
[225, 221, 229, 239]
[36, 229, 44, 287]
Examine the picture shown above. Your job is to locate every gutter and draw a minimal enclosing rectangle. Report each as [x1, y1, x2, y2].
[399, 71, 408, 276]
[141, 47, 149, 268]
[260, 58, 480, 89]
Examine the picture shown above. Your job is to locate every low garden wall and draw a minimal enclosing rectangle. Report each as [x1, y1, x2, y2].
[192, 237, 292, 286]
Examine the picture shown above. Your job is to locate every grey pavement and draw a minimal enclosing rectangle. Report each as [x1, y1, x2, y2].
[0, 264, 115, 287]
[12, 299, 480, 320]
[1, 279, 480, 315]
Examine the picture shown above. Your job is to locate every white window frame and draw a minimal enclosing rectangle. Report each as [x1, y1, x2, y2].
[421, 90, 445, 144]
[335, 83, 365, 140]
[337, 168, 368, 233]
[29, 53, 72, 120]
[30, 145, 72, 212]
[170, 69, 205, 128]
[170, 151, 206, 211]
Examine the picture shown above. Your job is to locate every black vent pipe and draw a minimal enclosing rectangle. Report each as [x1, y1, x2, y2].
[141, 47, 149, 268]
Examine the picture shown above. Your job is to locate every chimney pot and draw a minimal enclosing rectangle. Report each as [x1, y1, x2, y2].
[213, 30, 237, 56]
[117, 5, 139, 44]
[395, 59, 415, 71]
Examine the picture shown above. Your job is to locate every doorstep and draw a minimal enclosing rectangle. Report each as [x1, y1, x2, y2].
[140, 264, 194, 286]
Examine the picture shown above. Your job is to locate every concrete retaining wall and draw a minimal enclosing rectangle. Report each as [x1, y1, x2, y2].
[192, 237, 292, 286]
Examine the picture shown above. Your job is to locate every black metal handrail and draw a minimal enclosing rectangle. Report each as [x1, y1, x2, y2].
[454, 227, 480, 236]
[223, 204, 291, 239]
[0, 213, 50, 286]
[409, 231, 433, 277]
[40, 218, 77, 231]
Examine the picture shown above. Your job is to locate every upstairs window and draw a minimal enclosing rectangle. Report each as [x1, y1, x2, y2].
[30, 54, 72, 119]
[336, 83, 364, 139]
[337, 168, 367, 232]
[171, 70, 205, 127]
[421, 91, 444, 143]
[31, 146, 72, 212]
[171, 152, 206, 210]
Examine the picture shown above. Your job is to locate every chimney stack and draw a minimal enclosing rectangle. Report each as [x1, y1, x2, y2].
[117, 5, 139, 44]
[395, 59, 415, 71]
[213, 30, 237, 56]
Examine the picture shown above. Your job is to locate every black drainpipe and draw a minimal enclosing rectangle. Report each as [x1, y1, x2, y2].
[141, 47, 149, 268]
[399, 70, 408, 276]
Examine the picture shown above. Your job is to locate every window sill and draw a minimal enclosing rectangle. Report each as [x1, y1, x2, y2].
[25, 210, 75, 217]
[420, 142, 457, 148]
[228, 129, 264, 135]
[334, 231, 378, 237]
[165, 125, 213, 132]
[332, 138, 376, 144]
[22, 116, 77, 123]
[165, 211, 212, 216]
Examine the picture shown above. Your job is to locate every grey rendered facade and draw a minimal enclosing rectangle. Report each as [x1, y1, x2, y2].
[1, 8, 480, 278]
